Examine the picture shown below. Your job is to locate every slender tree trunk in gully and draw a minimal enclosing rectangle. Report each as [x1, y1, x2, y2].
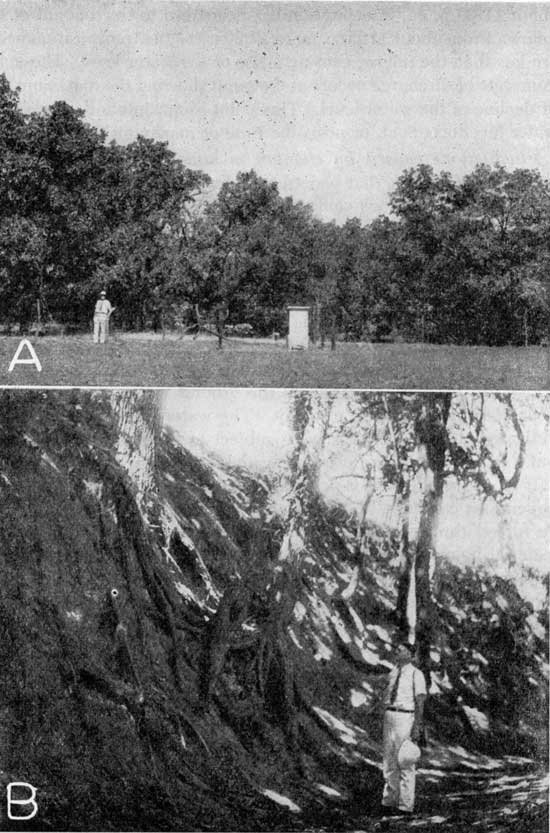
[259, 392, 332, 740]
[413, 394, 451, 684]
[395, 395, 451, 684]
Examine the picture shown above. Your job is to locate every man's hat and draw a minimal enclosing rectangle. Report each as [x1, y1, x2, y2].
[100, 290, 106, 296]
[398, 739, 421, 767]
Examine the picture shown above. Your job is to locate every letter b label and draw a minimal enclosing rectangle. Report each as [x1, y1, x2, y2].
[7, 782, 38, 820]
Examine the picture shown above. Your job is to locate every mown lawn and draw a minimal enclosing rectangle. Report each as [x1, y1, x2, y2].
[0, 333, 548, 389]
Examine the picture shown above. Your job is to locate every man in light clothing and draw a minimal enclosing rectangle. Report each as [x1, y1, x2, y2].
[93, 291, 115, 343]
[381, 640, 426, 814]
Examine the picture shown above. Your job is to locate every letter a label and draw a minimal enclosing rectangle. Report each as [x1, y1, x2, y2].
[8, 339, 42, 373]
[7, 782, 38, 820]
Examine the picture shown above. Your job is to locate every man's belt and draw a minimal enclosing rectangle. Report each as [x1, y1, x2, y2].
[385, 707, 414, 713]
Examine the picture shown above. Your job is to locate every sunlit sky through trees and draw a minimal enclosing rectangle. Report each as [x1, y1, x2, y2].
[2, 1, 549, 223]
[163, 389, 549, 573]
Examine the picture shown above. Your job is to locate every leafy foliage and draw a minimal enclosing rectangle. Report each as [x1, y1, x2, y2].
[1, 74, 549, 343]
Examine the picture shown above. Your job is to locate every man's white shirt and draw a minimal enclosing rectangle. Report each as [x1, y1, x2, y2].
[95, 299, 113, 315]
[385, 662, 426, 710]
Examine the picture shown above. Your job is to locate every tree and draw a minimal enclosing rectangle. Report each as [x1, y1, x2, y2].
[96, 136, 210, 330]
[24, 101, 116, 324]
[0, 217, 47, 326]
[448, 393, 526, 570]
[386, 162, 550, 345]
[459, 164, 550, 344]
[0, 74, 211, 330]
[185, 171, 317, 335]
[0, 76, 50, 325]
[0, 73, 25, 150]
[388, 165, 468, 342]
[199, 391, 335, 754]
[408, 394, 451, 678]
[255, 392, 333, 738]
[327, 391, 532, 688]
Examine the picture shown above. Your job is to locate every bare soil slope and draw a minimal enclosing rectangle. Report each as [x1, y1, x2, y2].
[0, 391, 547, 831]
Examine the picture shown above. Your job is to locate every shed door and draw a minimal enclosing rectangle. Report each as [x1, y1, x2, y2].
[288, 309, 309, 349]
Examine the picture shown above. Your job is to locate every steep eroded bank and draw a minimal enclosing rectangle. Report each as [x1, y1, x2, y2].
[0, 391, 547, 831]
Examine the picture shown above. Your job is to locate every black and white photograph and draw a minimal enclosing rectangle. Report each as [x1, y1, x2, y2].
[0, 2, 549, 388]
[0, 388, 547, 830]
[0, 3, 548, 832]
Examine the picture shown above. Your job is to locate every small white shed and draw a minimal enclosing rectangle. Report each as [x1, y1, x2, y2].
[287, 306, 310, 350]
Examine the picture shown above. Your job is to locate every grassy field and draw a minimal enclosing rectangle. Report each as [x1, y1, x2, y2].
[0, 332, 548, 389]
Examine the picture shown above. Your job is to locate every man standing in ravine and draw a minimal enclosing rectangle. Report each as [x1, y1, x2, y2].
[381, 639, 427, 815]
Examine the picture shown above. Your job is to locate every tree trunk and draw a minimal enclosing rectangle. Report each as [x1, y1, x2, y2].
[395, 477, 413, 635]
[413, 394, 451, 681]
[496, 503, 516, 571]
[330, 312, 337, 350]
[198, 392, 333, 741]
[395, 395, 451, 682]
[278, 391, 332, 566]
[256, 392, 332, 741]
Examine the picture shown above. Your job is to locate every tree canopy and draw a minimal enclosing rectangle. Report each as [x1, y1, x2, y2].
[1, 74, 549, 344]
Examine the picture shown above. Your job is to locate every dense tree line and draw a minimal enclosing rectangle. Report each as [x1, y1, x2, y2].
[1, 75, 549, 344]
[0, 75, 209, 331]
